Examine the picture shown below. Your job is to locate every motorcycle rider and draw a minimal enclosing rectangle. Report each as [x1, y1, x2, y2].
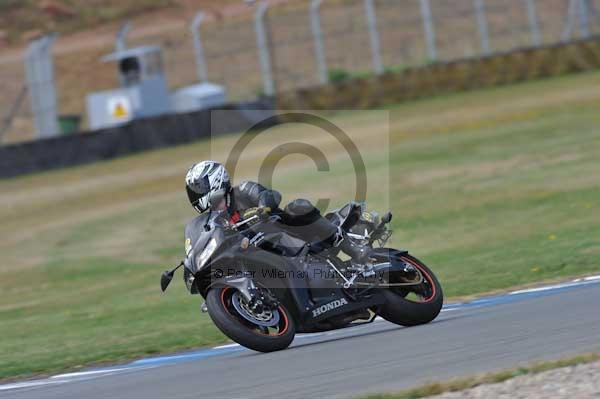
[184, 160, 368, 261]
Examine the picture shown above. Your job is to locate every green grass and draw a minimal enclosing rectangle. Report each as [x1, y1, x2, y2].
[360, 352, 600, 399]
[1, 72, 600, 380]
[1, 257, 227, 378]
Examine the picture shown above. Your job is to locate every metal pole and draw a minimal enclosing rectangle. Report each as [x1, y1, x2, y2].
[578, 0, 590, 38]
[419, 0, 437, 61]
[562, 0, 578, 42]
[24, 35, 59, 139]
[310, 0, 328, 84]
[474, 0, 491, 55]
[364, 0, 384, 74]
[40, 35, 59, 138]
[255, 1, 275, 96]
[24, 41, 42, 138]
[524, 0, 541, 46]
[191, 12, 209, 82]
[115, 22, 132, 52]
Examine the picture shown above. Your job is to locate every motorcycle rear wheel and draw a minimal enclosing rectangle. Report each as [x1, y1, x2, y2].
[377, 254, 443, 326]
[206, 286, 296, 352]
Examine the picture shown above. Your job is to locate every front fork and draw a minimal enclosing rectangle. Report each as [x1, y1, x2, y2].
[204, 277, 279, 314]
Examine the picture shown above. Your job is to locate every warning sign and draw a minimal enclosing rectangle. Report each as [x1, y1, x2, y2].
[107, 96, 132, 123]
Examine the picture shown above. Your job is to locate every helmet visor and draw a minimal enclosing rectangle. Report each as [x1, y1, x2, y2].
[187, 175, 211, 195]
[187, 186, 209, 213]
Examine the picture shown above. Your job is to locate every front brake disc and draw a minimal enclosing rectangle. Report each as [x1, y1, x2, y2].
[231, 291, 280, 327]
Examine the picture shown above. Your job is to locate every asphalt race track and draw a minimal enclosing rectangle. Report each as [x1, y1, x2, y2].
[3, 278, 600, 399]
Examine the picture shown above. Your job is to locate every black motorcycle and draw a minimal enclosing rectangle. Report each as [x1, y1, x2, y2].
[161, 202, 443, 352]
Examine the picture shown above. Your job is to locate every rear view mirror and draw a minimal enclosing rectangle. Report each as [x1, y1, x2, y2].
[160, 261, 184, 293]
[160, 270, 174, 292]
[382, 212, 393, 224]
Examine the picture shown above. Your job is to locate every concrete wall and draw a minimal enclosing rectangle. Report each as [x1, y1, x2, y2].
[0, 100, 275, 179]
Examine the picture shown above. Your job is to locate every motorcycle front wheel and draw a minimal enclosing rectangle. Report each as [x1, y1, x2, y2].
[206, 286, 296, 352]
[377, 254, 443, 326]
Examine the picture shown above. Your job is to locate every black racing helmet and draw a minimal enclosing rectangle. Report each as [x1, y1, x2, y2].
[185, 161, 231, 213]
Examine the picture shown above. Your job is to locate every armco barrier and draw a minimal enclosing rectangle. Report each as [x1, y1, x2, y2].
[276, 37, 600, 109]
[0, 100, 276, 179]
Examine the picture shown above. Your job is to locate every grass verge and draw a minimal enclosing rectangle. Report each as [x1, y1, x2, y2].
[360, 353, 600, 399]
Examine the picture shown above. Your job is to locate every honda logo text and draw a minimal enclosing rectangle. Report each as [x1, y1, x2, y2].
[312, 298, 349, 317]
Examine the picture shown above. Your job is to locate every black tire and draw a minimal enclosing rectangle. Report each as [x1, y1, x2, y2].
[377, 254, 443, 326]
[206, 286, 296, 352]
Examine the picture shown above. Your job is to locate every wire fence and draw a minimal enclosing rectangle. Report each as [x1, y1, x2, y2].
[2, 0, 600, 144]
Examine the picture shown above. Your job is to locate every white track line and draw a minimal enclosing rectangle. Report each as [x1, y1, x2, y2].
[0, 366, 157, 392]
[50, 368, 134, 379]
[212, 343, 240, 350]
[511, 276, 600, 295]
[0, 380, 68, 391]
[509, 283, 575, 295]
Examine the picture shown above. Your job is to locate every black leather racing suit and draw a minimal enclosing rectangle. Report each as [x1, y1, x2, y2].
[229, 181, 283, 215]
[229, 181, 339, 248]
[185, 181, 366, 261]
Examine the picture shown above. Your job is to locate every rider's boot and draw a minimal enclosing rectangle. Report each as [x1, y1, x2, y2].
[338, 233, 370, 264]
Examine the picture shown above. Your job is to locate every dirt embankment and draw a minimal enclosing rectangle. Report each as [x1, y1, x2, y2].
[0, 0, 299, 61]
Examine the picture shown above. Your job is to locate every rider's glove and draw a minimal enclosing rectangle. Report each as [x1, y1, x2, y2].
[242, 206, 271, 221]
